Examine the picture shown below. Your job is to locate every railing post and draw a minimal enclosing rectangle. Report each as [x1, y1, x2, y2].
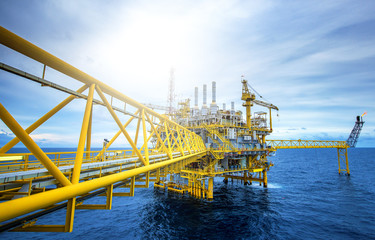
[23, 155, 29, 171]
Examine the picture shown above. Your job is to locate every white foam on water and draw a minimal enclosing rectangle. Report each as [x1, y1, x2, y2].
[248, 183, 282, 189]
[266, 183, 282, 189]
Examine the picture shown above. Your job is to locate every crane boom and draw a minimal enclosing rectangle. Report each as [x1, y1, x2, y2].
[252, 99, 279, 111]
[241, 78, 278, 131]
[142, 103, 171, 112]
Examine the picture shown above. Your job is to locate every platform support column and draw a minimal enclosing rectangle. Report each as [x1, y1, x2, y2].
[64, 198, 76, 232]
[198, 181, 202, 199]
[156, 168, 160, 182]
[145, 171, 149, 188]
[337, 148, 341, 174]
[106, 184, 113, 210]
[130, 176, 135, 197]
[207, 177, 214, 199]
[263, 170, 268, 188]
[193, 181, 196, 197]
[202, 180, 205, 199]
[337, 148, 350, 175]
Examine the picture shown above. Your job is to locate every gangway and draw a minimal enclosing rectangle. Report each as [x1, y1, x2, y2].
[266, 139, 350, 174]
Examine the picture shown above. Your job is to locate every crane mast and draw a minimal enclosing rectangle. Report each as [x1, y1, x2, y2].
[241, 79, 278, 132]
[241, 79, 256, 130]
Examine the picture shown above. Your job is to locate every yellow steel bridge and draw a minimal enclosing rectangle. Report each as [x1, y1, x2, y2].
[0, 26, 354, 232]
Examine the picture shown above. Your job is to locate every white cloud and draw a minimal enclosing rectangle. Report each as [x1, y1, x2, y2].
[30, 133, 72, 143]
[0, 128, 14, 137]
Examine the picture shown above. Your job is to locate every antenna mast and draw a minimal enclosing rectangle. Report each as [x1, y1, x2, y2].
[167, 67, 175, 116]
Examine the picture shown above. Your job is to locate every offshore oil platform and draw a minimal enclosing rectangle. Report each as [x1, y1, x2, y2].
[154, 79, 365, 197]
[0, 26, 365, 232]
[154, 79, 279, 197]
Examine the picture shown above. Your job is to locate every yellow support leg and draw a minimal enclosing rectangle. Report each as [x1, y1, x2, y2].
[106, 184, 113, 210]
[156, 168, 160, 182]
[202, 180, 205, 199]
[198, 181, 202, 199]
[263, 170, 268, 188]
[345, 149, 350, 175]
[130, 176, 135, 197]
[337, 148, 350, 175]
[145, 172, 149, 188]
[207, 177, 213, 200]
[64, 198, 76, 232]
[337, 148, 342, 174]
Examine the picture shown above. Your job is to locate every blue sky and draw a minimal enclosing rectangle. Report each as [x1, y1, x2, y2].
[0, 0, 374, 148]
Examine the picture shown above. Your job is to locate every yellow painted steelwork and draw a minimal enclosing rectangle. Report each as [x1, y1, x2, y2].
[241, 79, 256, 130]
[0, 25, 357, 233]
[0, 85, 88, 154]
[337, 148, 350, 175]
[0, 26, 190, 133]
[71, 83, 95, 184]
[241, 79, 278, 131]
[266, 139, 348, 149]
[0, 151, 205, 223]
[0, 26, 206, 232]
[0, 104, 71, 187]
[267, 139, 350, 175]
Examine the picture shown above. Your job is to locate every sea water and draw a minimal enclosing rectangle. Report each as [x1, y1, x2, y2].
[1, 148, 374, 239]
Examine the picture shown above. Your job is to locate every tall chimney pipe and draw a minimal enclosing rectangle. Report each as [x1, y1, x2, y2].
[194, 87, 198, 108]
[223, 103, 226, 110]
[203, 84, 207, 106]
[212, 81, 216, 103]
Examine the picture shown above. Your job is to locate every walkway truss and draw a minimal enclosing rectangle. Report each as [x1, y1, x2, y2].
[0, 26, 206, 232]
[266, 140, 350, 175]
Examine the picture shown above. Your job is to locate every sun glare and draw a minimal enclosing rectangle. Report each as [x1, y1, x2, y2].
[86, 10, 200, 102]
